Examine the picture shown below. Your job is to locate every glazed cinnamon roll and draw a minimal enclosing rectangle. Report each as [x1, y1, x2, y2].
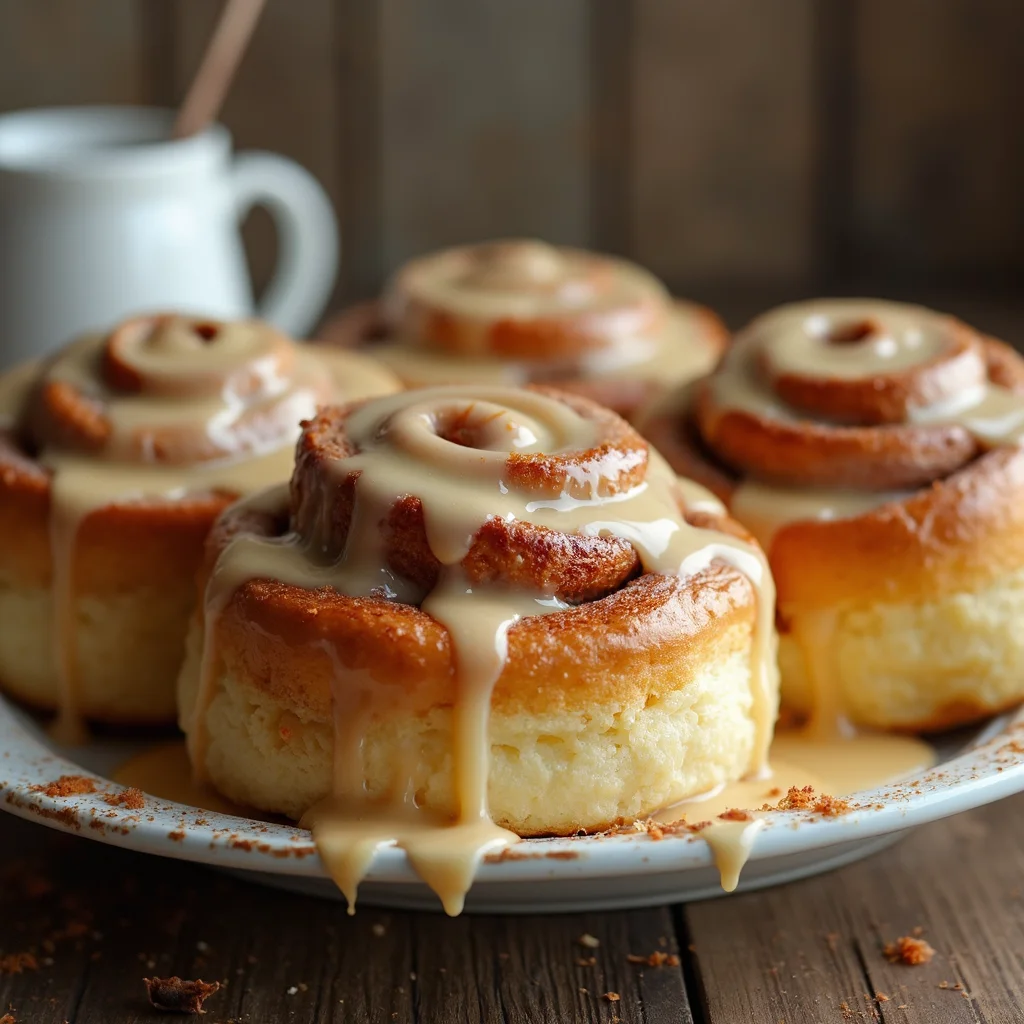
[642, 299, 1024, 733]
[319, 239, 727, 419]
[177, 384, 776, 913]
[0, 314, 398, 734]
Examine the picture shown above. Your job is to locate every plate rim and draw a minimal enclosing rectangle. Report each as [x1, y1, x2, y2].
[2, 695, 1023, 887]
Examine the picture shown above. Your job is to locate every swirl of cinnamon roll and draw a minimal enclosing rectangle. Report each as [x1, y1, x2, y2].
[0, 314, 399, 735]
[178, 384, 776, 914]
[30, 314, 341, 464]
[319, 239, 728, 419]
[641, 298, 1024, 734]
[689, 300, 1024, 491]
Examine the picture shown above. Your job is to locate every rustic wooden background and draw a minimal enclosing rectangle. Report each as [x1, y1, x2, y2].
[1, 0, 1023, 314]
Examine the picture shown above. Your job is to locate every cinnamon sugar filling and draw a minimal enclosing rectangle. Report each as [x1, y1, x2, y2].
[0, 314, 397, 734]
[187, 384, 776, 914]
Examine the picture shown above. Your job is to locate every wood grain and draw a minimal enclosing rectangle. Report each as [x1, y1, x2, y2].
[2, 0, 1024, 301]
[810, 0, 856, 288]
[6, 794, 1024, 1022]
[335, 0, 384, 304]
[377, 0, 591, 277]
[631, 0, 817, 291]
[0, 814, 691, 1023]
[0, 0, 145, 112]
[845, 810, 1024, 1024]
[850, 0, 1024, 286]
[684, 795, 1024, 1023]
[172, 0, 340, 301]
[589, 0, 634, 255]
[683, 867, 876, 1022]
[411, 907, 690, 1023]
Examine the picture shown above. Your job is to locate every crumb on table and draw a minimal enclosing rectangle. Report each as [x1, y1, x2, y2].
[143, 976, 221, 1015]
[883, 935, 936, 965]
[626, 951, 681, 968]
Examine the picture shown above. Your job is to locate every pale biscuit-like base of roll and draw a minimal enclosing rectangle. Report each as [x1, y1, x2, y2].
[779, 569, 1024, 732]
[179, 618, 761, 835]
[0, 574, 194, 724]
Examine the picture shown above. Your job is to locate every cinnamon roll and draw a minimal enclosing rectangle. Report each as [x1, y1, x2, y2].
[642, 299, 1024, 732]
[0, 314, 399, 734]
[177, 384, 776, 913]
[319, 239, 727, 419]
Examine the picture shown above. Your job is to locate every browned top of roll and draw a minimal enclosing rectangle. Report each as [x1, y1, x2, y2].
[643, 298, 1024, 606]
[27, 314, 329, 464]
[317, 241, 729, 420]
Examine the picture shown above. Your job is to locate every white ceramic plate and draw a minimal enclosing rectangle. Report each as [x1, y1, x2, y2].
[2, 695, 1023, 914]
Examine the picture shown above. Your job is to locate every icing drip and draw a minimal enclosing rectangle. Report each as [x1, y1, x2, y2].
[696, 298, 1024, 739]
[191, 385, 777, 913]
[0, 314, 394, 739]
[342, 240, 722, 395]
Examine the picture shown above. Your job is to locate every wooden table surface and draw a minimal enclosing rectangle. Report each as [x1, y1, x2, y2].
[1, 793, 1022, 1024]
[5, 295, 1024, 1023]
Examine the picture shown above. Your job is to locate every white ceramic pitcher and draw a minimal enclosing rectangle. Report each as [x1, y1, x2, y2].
[0, 106, 338, 367]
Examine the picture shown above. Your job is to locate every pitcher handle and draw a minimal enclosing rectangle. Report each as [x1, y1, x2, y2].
[230, 151, 338, 338]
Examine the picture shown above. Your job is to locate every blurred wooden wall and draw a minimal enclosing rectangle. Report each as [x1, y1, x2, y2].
[1, 0, 1023, 316]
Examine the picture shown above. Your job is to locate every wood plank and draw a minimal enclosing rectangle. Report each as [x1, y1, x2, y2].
[0, 814, 416, 1023]
[589, 0, 633, 255]
[411, 906, 691, 1023]
[138, 1, 179, 108]
[850, 0, 1024, 286]
[849, 809, 1024, 1024]
[0, 0, 145, 112]
[377, 0, 591, 277]
[810, 0, 856, 289]
[335, 0, 384, 304]
[0, 810, 689, 1024]
[4, 782, 1024, 1021]
[631, 0, 817, 291]
[172, 0, 340, 303]
[682, 866, 875, 1022]
[0, 823, 100, 1024]
[685, 793, 1024, 1023]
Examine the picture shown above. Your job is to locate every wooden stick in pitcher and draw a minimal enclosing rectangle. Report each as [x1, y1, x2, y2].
[172, 0, 268, 139]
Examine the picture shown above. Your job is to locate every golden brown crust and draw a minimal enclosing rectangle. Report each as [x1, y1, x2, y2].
[983, 335, 1024, 389]
[646, 303, 1024, 732]
[0, 328, 249, 593]
[290, 387, 652, 599]
[208, 557, 754, 720]
[423, 308, 616, 360]
[387, 242, 661, 359]
[381, 499, 641, 603]
[651, 315, 1024, 608]
[641, 395, 737, 504]
[694, 379, 978, 490]
[538, 304, 729, 420]
[29, 315, 322, 465]
[202, 382, 759, 723]
[0, 314, 366, 591]
[33, 380, 111, 452]
[769, 445, 1024, 607]
[322, 298, 728, 376]
[317, 252, 729, 422]
[768, 314, 983, 425]
[0, 433, 231, 592]
[104, 314, 221, 392]
[693, 331, 1024, 491]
